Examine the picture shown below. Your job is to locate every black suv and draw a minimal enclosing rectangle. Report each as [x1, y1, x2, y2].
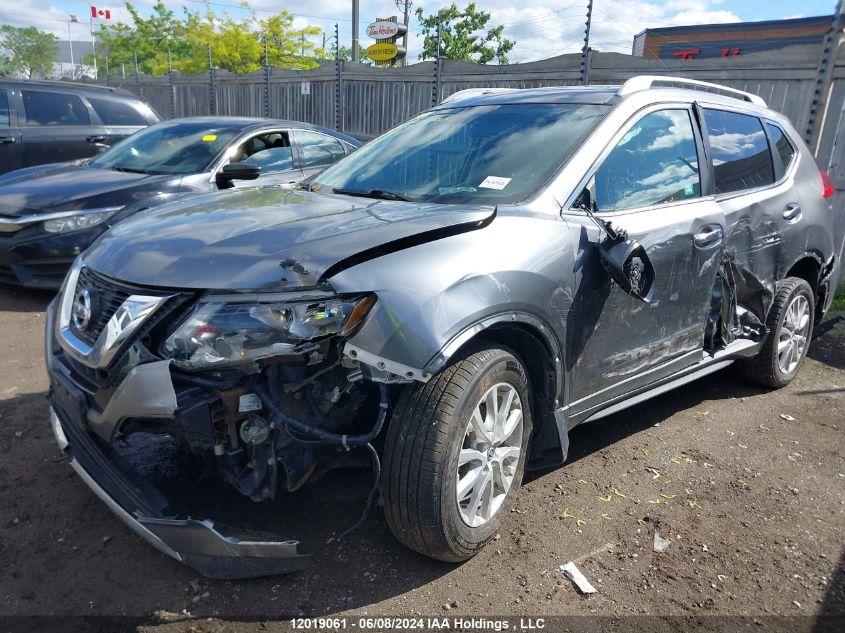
[0, 80, 159, 174]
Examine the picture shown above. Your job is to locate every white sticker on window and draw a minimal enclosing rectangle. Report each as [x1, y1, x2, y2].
[478, 176, 512, 190]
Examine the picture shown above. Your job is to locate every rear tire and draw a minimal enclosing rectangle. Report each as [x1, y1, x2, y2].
[737, 277, 814, 388]
[382, 345, 532, 562]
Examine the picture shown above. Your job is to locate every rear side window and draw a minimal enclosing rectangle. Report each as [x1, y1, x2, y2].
[88, 97, 149, 126]
[703, 109, 773, 194]
[764, 122, 796, 172]
[593, 109, 701, 212]
[22, 91, 90, 126]
[0, 89, 9, 127]
[295, 130, 346, 168]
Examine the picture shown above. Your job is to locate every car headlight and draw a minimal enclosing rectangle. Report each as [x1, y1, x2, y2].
[43, 207, 122, 234]
[161, 294, 377, 370]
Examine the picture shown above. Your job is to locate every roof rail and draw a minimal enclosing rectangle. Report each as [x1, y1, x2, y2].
[617, 75, 767, 107]
[440, 87, 519, 105]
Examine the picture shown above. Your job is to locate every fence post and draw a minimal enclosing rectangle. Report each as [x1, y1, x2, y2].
[803, 0, 843, 150]
[208, 44, 217, 115]
[579, 0, 594, 85]
[334, 23, 342, 131]
[264, 34, 271, 118]
[431, 16, 442, 106]
[167, 49, 175, 119]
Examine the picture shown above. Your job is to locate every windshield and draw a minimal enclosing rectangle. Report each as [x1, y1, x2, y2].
[90, 121, 243, 175]
[313, 103, 609, 204]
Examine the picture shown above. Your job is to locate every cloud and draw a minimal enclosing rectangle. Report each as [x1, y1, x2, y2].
[1, 1, 744, 64]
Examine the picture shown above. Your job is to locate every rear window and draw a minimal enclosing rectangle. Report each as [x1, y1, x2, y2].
[0, 89, 9, 127]
[703, 109, 774, 194]
[22, 91, 90, 126]
[764, 122, 797, 172]
[88, 97, 149, 126]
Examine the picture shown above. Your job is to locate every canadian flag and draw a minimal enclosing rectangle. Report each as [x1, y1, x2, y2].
[90, 6, 112, 20]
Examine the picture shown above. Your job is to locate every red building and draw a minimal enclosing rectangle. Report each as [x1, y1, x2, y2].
[632, 15, 843, 60]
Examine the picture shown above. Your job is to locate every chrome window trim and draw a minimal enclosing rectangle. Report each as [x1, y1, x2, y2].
[56, 260, 173, 369]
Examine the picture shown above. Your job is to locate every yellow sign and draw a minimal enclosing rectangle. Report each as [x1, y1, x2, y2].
[366, 42, 398, 61]
[202, 134, 218, 142]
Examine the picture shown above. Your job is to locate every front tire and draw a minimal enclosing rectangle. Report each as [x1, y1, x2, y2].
[737, 277, 815, 388]
[382, 345, 532, 562]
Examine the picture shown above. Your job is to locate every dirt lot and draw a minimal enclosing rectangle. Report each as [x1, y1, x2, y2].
[0, 284, 843, 632]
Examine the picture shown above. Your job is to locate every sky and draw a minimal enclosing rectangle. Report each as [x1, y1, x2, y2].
[0, 0, 840, 64]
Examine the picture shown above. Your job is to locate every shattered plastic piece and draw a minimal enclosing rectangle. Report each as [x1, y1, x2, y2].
[653, 531, 671, 553]
[561, 562, 597, 594]
[598, 495, 612, 502]
[716, 574, 727, 582]
[780, 414, 796, 421]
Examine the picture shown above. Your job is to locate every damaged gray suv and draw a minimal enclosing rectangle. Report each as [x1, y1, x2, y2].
[46, 76, 843, 578]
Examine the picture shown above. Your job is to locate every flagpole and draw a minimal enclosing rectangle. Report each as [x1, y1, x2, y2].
[67, 16, 75, 79]
[89, 3, 98, 78]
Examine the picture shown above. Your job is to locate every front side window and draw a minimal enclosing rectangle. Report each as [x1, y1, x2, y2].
[89, 121, 242, 175]
[765, 122, 796, 172]
[703, 109, 774, 194]
[22, 91, 90, 126]
[88, 97, 149, 126]
[295, 130, 346, 168]
[238, 131, 295, 174]
[592, 109, 701, 212]
[0, 89, 9, 127]
[314, 103, 609, 204]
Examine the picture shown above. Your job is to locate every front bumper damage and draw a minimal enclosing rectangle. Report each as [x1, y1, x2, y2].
[46, 300, 312, 579]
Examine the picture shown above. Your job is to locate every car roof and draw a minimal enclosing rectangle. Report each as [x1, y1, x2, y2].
[434, 76, 776, 117]
[160, 116, 361, 145]
[0, 78, 140, 99]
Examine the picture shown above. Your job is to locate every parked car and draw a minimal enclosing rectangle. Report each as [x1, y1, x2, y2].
[0, 117, 360, 288]
[0, 80, 160, 174]
[45, 77, 843, 578]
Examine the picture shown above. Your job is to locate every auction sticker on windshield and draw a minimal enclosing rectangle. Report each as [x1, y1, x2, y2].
[202, 134, 218, 142]
[479, 176, 511, 190]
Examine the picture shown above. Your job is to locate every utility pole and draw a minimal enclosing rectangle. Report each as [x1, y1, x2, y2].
[395, 0, 413, 67]
[579, 0, 594, 85]
[352, 0, 360, 63]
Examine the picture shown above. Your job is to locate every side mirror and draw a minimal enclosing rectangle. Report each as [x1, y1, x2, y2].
[598, 238, 655, 303]
[217, 162, 261, 185]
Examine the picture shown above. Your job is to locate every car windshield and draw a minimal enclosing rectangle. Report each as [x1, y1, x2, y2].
[89, 121, 243, 175]
[313, 103, 609, 204]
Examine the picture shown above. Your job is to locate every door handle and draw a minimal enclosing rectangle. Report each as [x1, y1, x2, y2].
[0, 136, 16, 144]
[782, 203, 802, 223]
[694, 225, 723, 249]
[86, 135, 107, 143]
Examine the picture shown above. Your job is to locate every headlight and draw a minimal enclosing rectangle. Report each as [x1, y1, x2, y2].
[161, 294, 377, 370]
[43, 207, 122, 234]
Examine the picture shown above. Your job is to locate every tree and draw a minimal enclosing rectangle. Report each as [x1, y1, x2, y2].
[337, 46, 370, 64]
[87, 3, 323, 76]
[415, 3, 514, 64]
[0, 25, 59, 78]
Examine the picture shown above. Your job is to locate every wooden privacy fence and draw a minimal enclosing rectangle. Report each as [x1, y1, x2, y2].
[98, 40, 845, 206]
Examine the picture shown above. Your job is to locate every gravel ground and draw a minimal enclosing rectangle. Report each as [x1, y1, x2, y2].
[0, 284, 843, 633]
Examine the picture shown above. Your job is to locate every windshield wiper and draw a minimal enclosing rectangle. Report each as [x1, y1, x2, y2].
[110, 166, 148, 174]
[333, 187, 414, 202]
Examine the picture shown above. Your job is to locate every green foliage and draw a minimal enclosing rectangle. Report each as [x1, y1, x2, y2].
[415, 2, 514, 64]
[0, 24, 59, 79]
[337, 46, 370, 63]
[834, 286, 845, 311]
[87, 2, 323, 77]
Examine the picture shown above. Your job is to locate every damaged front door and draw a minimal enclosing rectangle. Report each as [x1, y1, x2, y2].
[564, 107, 726, 412]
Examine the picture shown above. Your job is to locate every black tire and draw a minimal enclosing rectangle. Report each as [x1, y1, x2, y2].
[382, 345, 533, 562]
[736, 277, 815, 388]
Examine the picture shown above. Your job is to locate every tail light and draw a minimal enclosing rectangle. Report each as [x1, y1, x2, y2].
[820, 171, 835, 199]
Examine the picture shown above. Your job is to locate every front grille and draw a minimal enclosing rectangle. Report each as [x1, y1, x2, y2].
[71, 267, 137, 344]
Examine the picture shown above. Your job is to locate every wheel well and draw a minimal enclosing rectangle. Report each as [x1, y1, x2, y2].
[470, 323, 565, 469]
[785, 257, 823, 319]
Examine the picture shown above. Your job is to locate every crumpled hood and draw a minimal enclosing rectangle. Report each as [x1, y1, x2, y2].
[0, 163, 178, 217]
[83, 187, 495, 290]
